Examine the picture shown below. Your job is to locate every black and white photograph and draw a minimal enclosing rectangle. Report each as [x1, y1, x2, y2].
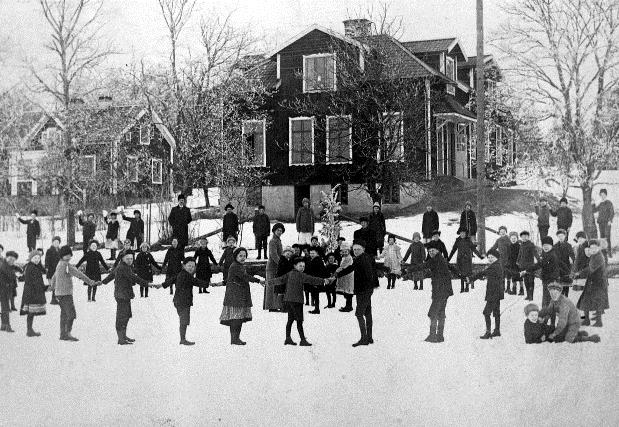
[0, 0, 617, 425]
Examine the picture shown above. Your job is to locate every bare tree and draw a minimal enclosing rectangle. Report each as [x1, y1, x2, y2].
[29, 0, 113, 244]
[495, 0, 619, 236]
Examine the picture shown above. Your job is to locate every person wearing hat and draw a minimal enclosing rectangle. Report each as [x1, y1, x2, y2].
[194, 239, 217, 294]
[592, 188, 614, 261]
[78, 211, 97, 254]
[538, 282, 600, 343]
[121, 208, 145, 249]
[553, 229, 574, 297]
[550, 197, 573, 240]
[572, 240, 609, 327]
[324, 252, 339, 308]
[425, 230, 448, 260]
[222, 203, 239, 242]
[50, 245, 99, 341]
[0, 251, 19, 332]
[103, 210, 120, 260]
[422, 205, 439, 243]
[295, 198, 315, 245]
[571, 231, 589, 291]
[277, 246, 295, 277]
[459, 201, 478, 243]
[162, 238, 185, 295]
[252, 205, 270, 260]
[44, 236, 62, 305]
[402, 232, 426, 290]
[168, 194, 193, 250]
[264, 223, 285, 311]
[353, 217, 376, 257]
[534, 198, 551, 240]
[20, 250, 47, 336]
[336, 242, 355, 312]
[219, 236, 237, 287]
[489, 226, 511, 293]
[521, 236, 568, 308]
[134, 242, 161, 298]
[102, 250, 157, 345]
[448, 227, 483, 293]
[516, 231, 539, 300]
[506, 232, 523, 295]
[523, 303, 555, 343]
[469, 249, 504, 338]
[16, 209, 41, 252]
[368, 202, 386, 256]
[76, 239, 109, 302]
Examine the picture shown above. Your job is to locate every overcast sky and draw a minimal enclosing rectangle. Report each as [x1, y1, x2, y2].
[0, 0, 508, 91]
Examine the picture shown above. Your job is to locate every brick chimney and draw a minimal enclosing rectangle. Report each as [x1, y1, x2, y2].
[343, 19, 372, 38]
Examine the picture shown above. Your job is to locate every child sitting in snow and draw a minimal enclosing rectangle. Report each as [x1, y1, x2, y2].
[380, 234, 403, 289]
[523, 303, 554, 343]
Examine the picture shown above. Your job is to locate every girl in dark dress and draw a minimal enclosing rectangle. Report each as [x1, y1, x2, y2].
[75, 240, 109, 302]
[20, 251, 47, 336]
[195, 238, 217, 294]
[448, 228, 483, 293]
[162, 238, 184, 295]
[573, 240, 609, 327]
[402, 232, 426, 290]
[134, 243, 161, 297]
[218, 236, 237, 286]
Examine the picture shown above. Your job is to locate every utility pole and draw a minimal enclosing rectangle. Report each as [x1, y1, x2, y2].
[476, 0, 486, 253]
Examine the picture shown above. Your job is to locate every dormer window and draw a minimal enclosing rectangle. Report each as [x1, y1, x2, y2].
[303, 53, 336, 93]
[445, 56, 455, 80]
[41, 127, 61, 147]
[139, 122, 150, 145]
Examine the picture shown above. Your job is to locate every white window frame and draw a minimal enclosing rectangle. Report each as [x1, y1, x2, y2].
[241, 119, 267, 167]
[445, 56, 455, 80]
[289, 117, 315, 166]
[378, 111, 404, 162]
[126, 155, 139, 182]
[139, 123, 150, 145]
[151, 158, 163, 184]
[82, 155, 96, 177]
[326, 115, 352, 164]
[302, 53, 337, 93]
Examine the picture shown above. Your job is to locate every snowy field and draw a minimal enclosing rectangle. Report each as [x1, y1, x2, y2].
[2, 273, 618, 426]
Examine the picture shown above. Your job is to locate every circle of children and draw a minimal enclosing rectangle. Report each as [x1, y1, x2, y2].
[0, 189, 613, 347]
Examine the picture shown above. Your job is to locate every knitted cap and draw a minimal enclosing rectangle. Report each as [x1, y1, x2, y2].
[431, 229, 441, 236]
[541, 236, 554, 246]
[292, 256, 306, 265]
[28, 250, 40, 261]
[498, 226, 507, 232]
[524, 303, 539, 316]
[547, 282, 563, 291]
[556, 229, 567, 236]
[59, 245, 73, 258]
[282, 246, 293, 254]
[575, 231, 587, 239]
[509, 231, 518, 238]
[559, 197, 568, 204]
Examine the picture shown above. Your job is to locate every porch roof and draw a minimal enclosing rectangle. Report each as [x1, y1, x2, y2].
[434, 95, 476, 122]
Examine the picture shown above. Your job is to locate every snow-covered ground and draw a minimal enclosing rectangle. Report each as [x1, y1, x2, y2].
[3, 273, 617, 426]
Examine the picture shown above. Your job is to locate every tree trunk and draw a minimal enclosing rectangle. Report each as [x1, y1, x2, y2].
[67, 207, 76, 245]
[202, 185, 211, 208]
[581, 184, 598, 238]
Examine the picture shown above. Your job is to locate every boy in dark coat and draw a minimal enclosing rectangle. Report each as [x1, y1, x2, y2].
[78, 212, 96, 254]
[102, 251, 155, 345]
[523, 303, 554, 343]
[45, 236, 61, 305]
[422, 205, 439, 243]
[516, 231, 539, 301]
[162, 238, 184, 295]
[134, 243, 160, 298]
[194, 238, 217, 294]
[550, 197, 573, 239]
[425, 230, 448, 260]
[113, 239, 134, 269]
[469, 249, 504, 338]
[353, 217, 376, 257]
[489, 226, 511, 292]
[168, 194, 192, 249]
[16, 210, 41, 252]
[0, 251, 19, 332]
[403, 232, 426, 290]
[592, 188, 614, 260]
[122, 209, 144, 249]
[169, 257, 209, 345]
[305, 247, 328, 314]
[252, 205, 270, 260]
[76, 240, 109, 302]
[448, 228, 483, 293]
[368, 202, 386, 255]
[572, 240, 609, 327]
[324, 253, 338, 308]
[104, 211, 120, 260]
[419, 243, 453, 343]
[309, 236, 325, 259]
[218, 236, 237, 286]
[222, 203, 239, 242]
[553, 229, 575, 296]
[535, 198, 550, 239]
[506, 232, 523, 295]
[459, 201, 477, 242]
[523, 236, 567, 308]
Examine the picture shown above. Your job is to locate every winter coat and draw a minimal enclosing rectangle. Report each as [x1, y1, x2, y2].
[18, 218, 40, 243]
[527, 249, 568, 283]
[305, 256, 328, 293]
[223, 261, 260, 307]
[403, 241, 426, 267]
[252, 213, 270, 237]
[195, 247, 217, 281]
[425, 239, 449, 260]
[572, 242, 589, 273]
[506, 241, 521, 279]
[524, 320, 554, 344]
[368, 211, 386, 245]
[168, 205, 192, 244]
[162, 246, 184, 276]
[295, 206, 315, 234]
[173, 269, 209, 308]
[470, 261, 504, 302]
[122, 215, 144, 242]
[353, 227, 376, 255]
[516, 241, 539, 270]
[105, 217, 120, 240]
[114, 248, 134, 269]
[422, 210, 439, 239]
[102, 261, 149, 300]
[553, 241, 575, 273]
[219, 246, 236, 283]
[266, 235, 282, 276]
[381, 244, 403, 275]
[539, 294, 580, 338]
[420, 254, 453, 300]
[134, 252, 160, 281]
[489, 235, 511, 267]
[574, 251, 609, 312]
[277, 256, 294, 277]
[337, 252, 378, 295]
[21, 262, 47, 308]
[78, 217, 96, 243]
[459, 210, 477, 236]
[336, 254, 354, 295]
[448, 236, 482, 277]
[535, 205, 550, 227]
[222, 212, 239, 239]
[274, 270, 325, 304]
[50, 260, 94, 296]
[44, 246, 60, 280]
[76, 250, 109, 281]
[0, 259, 17, 300]
[593, 200, 614, 225]
[550, 206, 573, 230]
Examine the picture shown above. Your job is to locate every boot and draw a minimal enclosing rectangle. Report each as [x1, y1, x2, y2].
[413, 283, 418, 290]
[479, 331, 493, 339]
[460, 280, 465, 293]
[518, 284, 524, 296]
[284, 337, 297, 345]
[587, 334, 601, 343]
[436, 319, 445, 342]
[2, 314, 14, 333]
[491, 316, 501, 337]
[592, 313, 603, 327]
[124, 329, 135, 343]
[117, 329, 132, 345]
[419, 282, 423, 291]
[425, 318, 437, 343]
[179, 324, 195, 345]
[464, 284, 469, 292]
[65, 319, 79, 341]
[300, 339, 312, 346]
[26, 315, 40, 337]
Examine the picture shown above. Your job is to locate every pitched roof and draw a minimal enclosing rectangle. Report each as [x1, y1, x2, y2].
[434, 94, 476, 120]
[1, 111, 63, 149]
[266, 24, 368, 58]
[402, 38, 458, 54]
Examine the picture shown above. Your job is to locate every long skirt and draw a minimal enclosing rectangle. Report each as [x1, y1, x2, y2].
[220, 305, 252, 326]
[263, 268, 283, 310]
[20, 303, 46, 316]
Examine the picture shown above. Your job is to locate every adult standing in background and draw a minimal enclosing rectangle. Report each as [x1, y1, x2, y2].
[368, 202, 386, 256]
[168, 194, 192, 249]
[422, 205, 439, 243]
[264, 223, 285, 311]
[222, 203, 239, 242]
[78, 211, 96, 254]
[121, 209, 145, 249]
[593, 188, 614, 260]
[535, 198, 551, 240]
[16, 210, 41, 252]
[459, 201, 477, 242]
[296, 198, 315, 244]
[252, 205, 270, 260]
[550, 197, 573, 240]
